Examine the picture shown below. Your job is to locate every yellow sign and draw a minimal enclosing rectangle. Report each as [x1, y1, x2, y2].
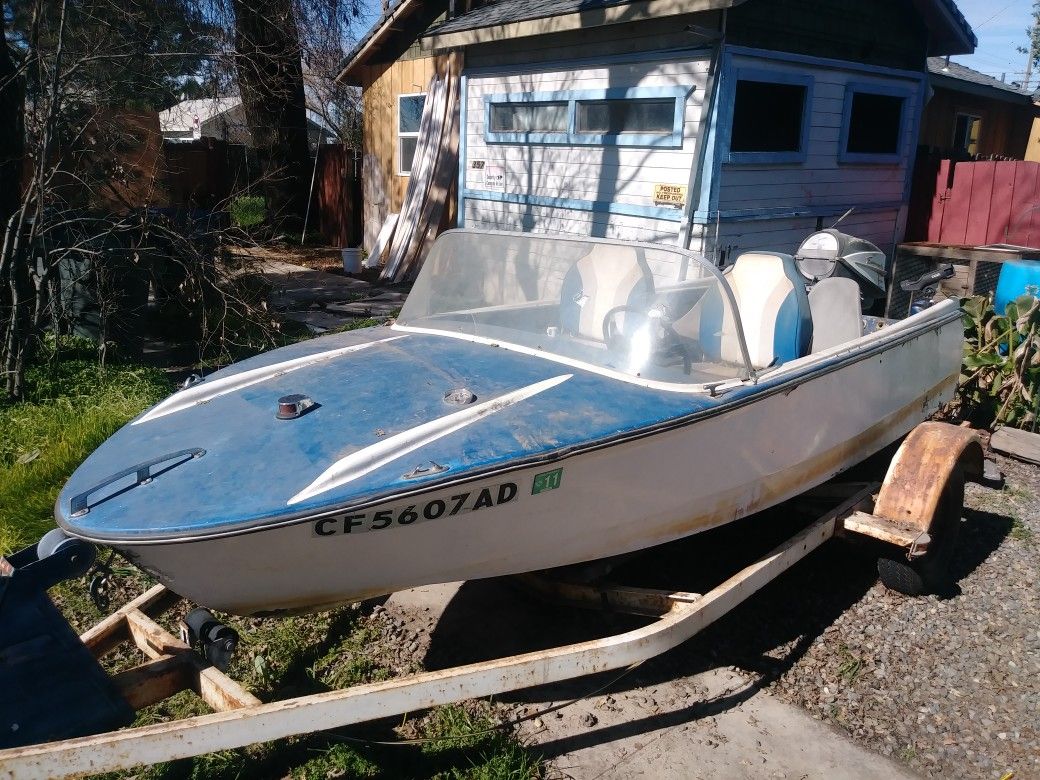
[653, 184, 687, 207]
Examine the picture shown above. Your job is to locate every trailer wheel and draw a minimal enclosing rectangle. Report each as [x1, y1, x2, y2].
[877, 469, 963, 596]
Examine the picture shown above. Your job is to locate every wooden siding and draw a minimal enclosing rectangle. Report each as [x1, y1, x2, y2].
[919, 85, 1036, 159]
[707, 208, 903, 265]
[700, 51, 921, 259]
[462, 56, 711, 243]
[726, 0, 927, 70]
[461, 12, 722, 70]
[358, 54, 452, 249]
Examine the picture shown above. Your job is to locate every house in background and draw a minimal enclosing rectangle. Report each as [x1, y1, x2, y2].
[159, 97, 335, 150]
[919, 57, 1038, 160]
[339, 0, 977, 264]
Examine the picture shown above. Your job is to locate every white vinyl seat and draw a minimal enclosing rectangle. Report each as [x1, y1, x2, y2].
[559, 245, 655, 341]
[807, 277, 863, 352]
[672, 251, 812, 369]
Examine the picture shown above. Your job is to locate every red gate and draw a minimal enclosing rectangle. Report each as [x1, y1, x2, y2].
[907, 158, 1040, 247]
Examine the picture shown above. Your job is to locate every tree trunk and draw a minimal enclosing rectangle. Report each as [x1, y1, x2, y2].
[231, 0, 310, 232]
[0, 9, 24, 229]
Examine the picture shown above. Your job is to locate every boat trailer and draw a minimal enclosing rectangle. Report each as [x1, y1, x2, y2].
[0, 422, 991, 779]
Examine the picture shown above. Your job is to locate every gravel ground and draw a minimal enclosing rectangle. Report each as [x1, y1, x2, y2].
[637, 448, 1040, 779]
[368, 444, 1039, 779]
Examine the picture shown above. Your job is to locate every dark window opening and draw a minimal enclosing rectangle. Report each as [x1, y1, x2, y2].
[845, 92, 904, 155]
[953, 113, 981, 155]
[575, 98, 674, 134]
[730, 80, 807, 154]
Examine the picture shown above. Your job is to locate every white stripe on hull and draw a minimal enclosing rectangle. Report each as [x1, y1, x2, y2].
[287, 374, 572, 505]
[123, 318, 962, 615]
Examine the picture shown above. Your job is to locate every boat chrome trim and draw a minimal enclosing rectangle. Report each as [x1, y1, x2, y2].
[62, 302, 961, 545]
[133, 337, 406, 425]
[286, 374, 573, 505]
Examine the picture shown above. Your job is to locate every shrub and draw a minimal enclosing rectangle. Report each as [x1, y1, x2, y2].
[953, 294, 1040, 430]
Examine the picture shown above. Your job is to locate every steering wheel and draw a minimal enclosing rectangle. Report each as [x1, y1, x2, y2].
[602, 305, 650, 350]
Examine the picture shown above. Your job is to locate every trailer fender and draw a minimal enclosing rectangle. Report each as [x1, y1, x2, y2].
[873, 421, 984, 535]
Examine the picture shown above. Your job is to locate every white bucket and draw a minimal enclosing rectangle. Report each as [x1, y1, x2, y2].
[341, 248, 363, 274]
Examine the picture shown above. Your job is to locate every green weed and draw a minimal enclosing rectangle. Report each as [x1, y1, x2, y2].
[421, 705, 543, 779]
[1010, 516, 1034, 542]
[230, 195, 266, 229]
[0, 343, 170, 554]
[837, 645, 863, 685]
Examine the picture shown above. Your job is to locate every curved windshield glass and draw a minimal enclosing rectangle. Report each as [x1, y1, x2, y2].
[396, 230, 751, 386]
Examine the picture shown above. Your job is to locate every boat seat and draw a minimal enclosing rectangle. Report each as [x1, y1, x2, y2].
[672, 251, 811, 369]
[807, 277, 863, 352]
[559, 245, 655, 341]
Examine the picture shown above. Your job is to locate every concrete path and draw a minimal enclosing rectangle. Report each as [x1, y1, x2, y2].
[237, 250, 407, 333]
[385, 581, 917, 780]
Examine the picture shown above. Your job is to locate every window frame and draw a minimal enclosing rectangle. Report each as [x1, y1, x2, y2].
[724, 68, 814, 165]
[953, 112, 982, 156]
[838, 82, 912, 165]
[483, 86, 691, 148]
[397, 91, 427, 176]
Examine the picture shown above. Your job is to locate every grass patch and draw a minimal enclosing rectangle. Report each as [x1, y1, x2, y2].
[1010, 516, 1034, 542]
[292, 743, 379, 779]
[420, 705, 543, 780]
[230, 195, 266, 229]
[0, 341, 171, 554]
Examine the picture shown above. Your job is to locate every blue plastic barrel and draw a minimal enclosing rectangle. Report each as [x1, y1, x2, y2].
[994, 259, 1040, 314]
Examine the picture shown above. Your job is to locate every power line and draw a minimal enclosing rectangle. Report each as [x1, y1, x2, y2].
[974, 1, 1020, 30]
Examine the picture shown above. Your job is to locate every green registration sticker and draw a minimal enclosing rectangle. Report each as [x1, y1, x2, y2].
[532, 468, 563, 495]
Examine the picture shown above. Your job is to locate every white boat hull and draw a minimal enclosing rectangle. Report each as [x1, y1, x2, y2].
[120, 310, 962, 615]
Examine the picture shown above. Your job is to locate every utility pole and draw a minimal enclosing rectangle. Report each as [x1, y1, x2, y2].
[1026, 41, 1033, 91]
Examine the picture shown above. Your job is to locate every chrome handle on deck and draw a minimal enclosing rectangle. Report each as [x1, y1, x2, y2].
[69, 448, 206, 517]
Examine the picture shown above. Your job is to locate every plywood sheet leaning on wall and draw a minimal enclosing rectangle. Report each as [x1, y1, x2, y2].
[381, 73, 447, 280]
[390, 54, 461, 283]
[367, 213, 399, 268]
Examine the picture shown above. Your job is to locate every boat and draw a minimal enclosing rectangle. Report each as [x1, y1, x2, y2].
[53, 229, 964, 616]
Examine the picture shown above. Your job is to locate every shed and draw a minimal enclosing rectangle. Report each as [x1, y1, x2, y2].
[339, 0, 976, 266]
[919, 57, 1038, 159]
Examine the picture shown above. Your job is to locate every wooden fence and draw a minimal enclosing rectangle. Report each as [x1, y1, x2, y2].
[313, 144, 362, 248]
[906, 157, 1040, 247]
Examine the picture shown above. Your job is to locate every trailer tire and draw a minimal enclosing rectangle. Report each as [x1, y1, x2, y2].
[877, 468, 963, 596]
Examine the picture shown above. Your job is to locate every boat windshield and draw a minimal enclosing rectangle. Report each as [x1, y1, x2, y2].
[396, 230, 752, 387]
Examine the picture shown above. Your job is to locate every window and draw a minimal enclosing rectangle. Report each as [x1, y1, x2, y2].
[483, 86, 689, 147]
[575, 98, 674, 135]
[489, 102, 568, 133]
[839, 84, 910, 163]
[726, 73, 812, 164]
[398, 93, 426, 175]
[953, 113, 981, 155]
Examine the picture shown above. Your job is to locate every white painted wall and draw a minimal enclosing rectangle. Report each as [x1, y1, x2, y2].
[461, 55, 712, 244]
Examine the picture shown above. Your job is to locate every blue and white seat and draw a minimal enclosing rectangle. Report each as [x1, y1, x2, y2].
[559, 246, 655, 342]
[674, 251, 812, 369]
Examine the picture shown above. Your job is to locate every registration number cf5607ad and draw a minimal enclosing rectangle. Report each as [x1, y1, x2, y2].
[311, 468, 564, 537]
[312, 482, 519, 536]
